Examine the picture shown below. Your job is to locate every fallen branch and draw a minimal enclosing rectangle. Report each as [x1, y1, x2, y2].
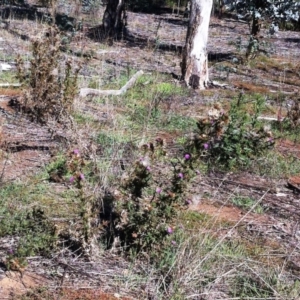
[210, 80, 229, 88]
[96, 50, 120, 55]
[0, 83, 22, 87]
[79, 70, 144, 97]
[258, 116, 280, 121]
[0, 62, 13, 71]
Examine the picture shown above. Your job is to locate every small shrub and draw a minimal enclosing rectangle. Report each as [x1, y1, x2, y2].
[16, 25, 81, 125]
[106, 140, 196, 253]
[245, 35, 275, 60]
[188, 94, 274, 170]
[0, 206, 56, 258]
[46, 153, 68, 182]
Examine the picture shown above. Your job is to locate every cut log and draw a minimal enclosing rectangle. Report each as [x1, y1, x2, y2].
[80, 70, 144, 97]
[0, 63, 13, 71]
[257, 116, 279, 121]
[0, 83, 21, 87]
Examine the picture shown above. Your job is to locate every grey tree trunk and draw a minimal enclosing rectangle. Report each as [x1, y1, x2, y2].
[182, 0, 213, 89]
[102, 0, 125, 40]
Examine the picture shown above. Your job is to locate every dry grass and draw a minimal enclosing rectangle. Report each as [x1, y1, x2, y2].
[232, 80, 271, 93]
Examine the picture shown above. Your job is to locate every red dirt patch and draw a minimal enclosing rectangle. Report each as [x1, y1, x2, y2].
[0, 97, 59, 182]
[13, 287, 133, 300]
[0, 272, 132, 300]
[0, 96, 19, 113]
[189, 202, 269, 224]
[0, 149, 50, 181]
[0, 88, 22, 97]
[0, 271, 48, 298]
[287, 174, 300, 192]
[58, 288, 132, 300]
[277, 139, 300, 159]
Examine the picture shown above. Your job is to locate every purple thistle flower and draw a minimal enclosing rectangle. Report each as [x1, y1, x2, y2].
[146, 166, 151, 171]
[167, 227, 173, 234]
[178, 173, 184, 179]
[185, 199, 192, 205]
[203, 143, 209, 150]
[73, 149, 80, 155]
[79, 173, 85, 180]
[69, 176, 75, 183]
[184, 153, 191, 160]
[171, 240, 177, 245]
[156, 187, 162, 193]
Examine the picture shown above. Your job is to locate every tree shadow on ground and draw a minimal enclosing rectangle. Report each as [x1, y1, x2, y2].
[159, 16, 188, 27]
[87, 25, 184, 53]
[128, 5, 182, 15]
[0, 5, 43, 21]
[210, 23, 239, 30]
[283, 38, 300, 43]
[208, 52, 235, 62]
[124, 29, 184, 53]
[88, 25, 235, 65]
[0, 5, 80, 31]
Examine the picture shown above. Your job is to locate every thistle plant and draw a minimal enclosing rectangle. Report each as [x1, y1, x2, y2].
[108, 139, 196, 253]
[47, 149, 95, 255]
[66, 149, 95, 249]
[188, 95, 275, 169]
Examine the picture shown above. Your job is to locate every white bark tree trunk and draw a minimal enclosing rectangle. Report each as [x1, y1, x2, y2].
[182, 0, 213, 89]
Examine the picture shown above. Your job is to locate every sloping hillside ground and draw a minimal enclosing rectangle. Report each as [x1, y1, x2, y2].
[0, 2, 300, 299]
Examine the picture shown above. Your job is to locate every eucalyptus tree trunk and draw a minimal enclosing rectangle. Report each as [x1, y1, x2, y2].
[102, 0, 125, 40]
[182, 0, 213, 89]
